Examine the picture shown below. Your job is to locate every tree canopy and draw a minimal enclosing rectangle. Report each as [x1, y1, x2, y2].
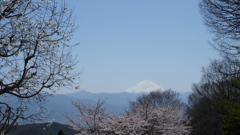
[0, 0, 79, 134]
[187, 1, 240, 134]
[200, 0, 240, 58]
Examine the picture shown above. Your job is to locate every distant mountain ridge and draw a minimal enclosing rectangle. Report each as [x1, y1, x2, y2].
[66, 90, 141, 106]
[42, 90, 143, 123]
[46, 90, 190, 124]
[1, 90, 191, 124]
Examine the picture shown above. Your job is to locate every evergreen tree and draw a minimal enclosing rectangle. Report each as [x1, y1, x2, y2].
[58, 130, 64, 135]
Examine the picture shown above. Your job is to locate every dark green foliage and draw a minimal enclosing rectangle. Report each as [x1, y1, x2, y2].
[58, 130, 64, 135]
[9, 122, 77, 135]
[220, 91, 240, 135]
[187, 93, 222, 135]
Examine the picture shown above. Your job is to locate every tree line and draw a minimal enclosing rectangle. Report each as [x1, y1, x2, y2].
[186, 0, 240, 135]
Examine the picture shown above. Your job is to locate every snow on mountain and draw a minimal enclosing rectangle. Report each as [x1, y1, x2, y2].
[124, 80, 163, 93]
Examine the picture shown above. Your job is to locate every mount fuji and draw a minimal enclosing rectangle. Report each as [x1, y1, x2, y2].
[124, 80, 163, 93]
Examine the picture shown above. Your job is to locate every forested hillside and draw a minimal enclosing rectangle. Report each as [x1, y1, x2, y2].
[9, 122, 77, 135]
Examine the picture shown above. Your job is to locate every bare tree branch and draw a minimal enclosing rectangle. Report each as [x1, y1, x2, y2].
[0, 0, 80, 133]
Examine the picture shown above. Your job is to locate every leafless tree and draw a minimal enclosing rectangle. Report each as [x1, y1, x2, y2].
[0, 0, 79, 134]
[199, 0, 240, 61]
[130, 89, 185, 110]
[64, 99, 111, 135]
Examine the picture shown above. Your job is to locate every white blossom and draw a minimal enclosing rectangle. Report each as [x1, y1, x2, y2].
[103, 105, 191, 135]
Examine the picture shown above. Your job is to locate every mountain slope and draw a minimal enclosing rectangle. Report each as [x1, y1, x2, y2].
[65, 90, 142, 111]
[39, 91, 142, 123]
[10, 122, 77, 135]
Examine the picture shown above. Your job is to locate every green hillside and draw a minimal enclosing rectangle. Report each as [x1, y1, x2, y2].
[9, 122, 78, 135]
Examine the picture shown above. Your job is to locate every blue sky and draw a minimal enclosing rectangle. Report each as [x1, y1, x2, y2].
[61, 0, 219, 93]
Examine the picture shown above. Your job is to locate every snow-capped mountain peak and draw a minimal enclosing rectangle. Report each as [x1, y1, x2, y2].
[124, 80, 163, 93]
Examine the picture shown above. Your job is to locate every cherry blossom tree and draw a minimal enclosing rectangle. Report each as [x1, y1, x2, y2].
[103, 112, 145, 135]
[103, 104, 191, 135]
[0, 0, 79, 134]
[64, 99, 111, 135]
[66, 96, 191, 135]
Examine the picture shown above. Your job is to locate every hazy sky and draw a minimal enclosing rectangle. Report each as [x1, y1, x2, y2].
[60, 0, 219, 93]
